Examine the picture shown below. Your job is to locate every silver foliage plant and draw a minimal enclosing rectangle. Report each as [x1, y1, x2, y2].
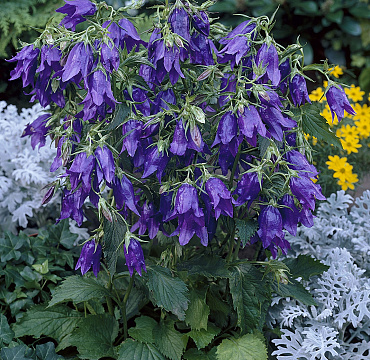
[0, 101, 88, 242]
[270, 190, 370, 359]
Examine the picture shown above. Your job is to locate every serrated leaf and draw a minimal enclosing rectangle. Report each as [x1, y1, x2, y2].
[48, 275, 112, 307]
[47, 219, 78, 250]
[60, 314, 118, 360]
[229, 263, 270, 333]
[299, 103, 341, 148]
[35, 342, 64, 360]
[128, 316, 157, 343]
[177, 255, 230, 278]
[146, 265, 189, 320]
[117, 339, 165, 360]
[0, 314, 14, 346]
[272, 279, 316, 306]
[0, 232, 23, 262]
[13, 304, 83, 342]
[154, 320, 187, 360]
[185, 288, 210, 331]
[106, 103, 131, 132]
[0, 345, 34, 360]
[284, 255, 329, 280]
[216, 334, 268, 360]
[188, 324, 220, 349]
[184, 348, 217, 360]
[102, 216, 127, 276]
[235, 219, 258, 247]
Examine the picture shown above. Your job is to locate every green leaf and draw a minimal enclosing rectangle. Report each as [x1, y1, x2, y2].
[128, 316, 157, 343]
[229, 263, 270, 333]
[185, 288, 210, 331]
[106, 103, 131, 132]
[340, 16, 362, 35]
[47, 219, 78, 250]
[0, 345, 34, 360]
[146, 265, 189, 320]
[35, 342, 64, 360]
[0, 232, 24, 262]
[359, 67, 370, 93]
[284, 255, 329, 280]
[298, 103, 342, 148]
[0, 314, 14, 346]
[184, 348, 217, 360]
[177, 255, 231, 279]
[48, 275, 112, 307]
[59, 314, 119, 360]
[188, 324, 219, 350]
[272, 279, 316, 306]
[235, 219, 258, 247]
[154, 320, 187, 360]
[216, 334, 268, 360]
[102, 216, 127, 276]
[13, 304, 83, 342]
[32, 260, 49, 275]
[117, 339, 165, 360]
[325, 10, 344, 24]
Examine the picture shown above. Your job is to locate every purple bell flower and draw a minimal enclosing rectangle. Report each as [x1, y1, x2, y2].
[75, 240, 102, 277]
[254, 43, 281, 86]
[124, 238, 147, 277]
[94, 145, 115, 184]
[212, 111, 238, 147]
[192, 11, 210, 36]
[22, 113, 51, 149]
[58, 187, 88, 226]
[278, 194, 300, 236]
[326, 85, 356, 122]
[56, 0, 96, 31]
[117, 18, 147, 51]
[289, 74, 311, 107]
[218, 20, 256, 69]
[170, 120, 205, 156]
[285, 150, 318, 178]
[238, 105, 267, 147]
[290, 176, 326, 211]
[100, 42, 120, 73]
[205, 178, 233, 219]
[142, 146, 170, 182]
[299, 204, 315, 228]
[189, 33, 215, 66]
[219, 75, 236, 107]
[112, 175, 139, 215]
[8, 45, 40, 88]
[279, 59, 290, 93]
[121, 120, 143, 157]
[169, 7, 191, 44]
[67, 152, 96, 192]
[233, 172, 261, 207]
[131, 202, 160, 239]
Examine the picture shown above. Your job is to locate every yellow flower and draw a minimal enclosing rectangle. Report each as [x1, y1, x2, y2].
[344, 84, 365, 102]
[332, 162, 354, 182]
[355, 118, 370, 139]
[340, 136, 362, 154]
[321, 104, 338, 126]
[309, 87, 325, 102]
[353, 103, 370, 121]
[326, 155, 348, 171]
[337, 172, 358, 191]
[336, 124, 359, 139]
[328, 65, 343, 78]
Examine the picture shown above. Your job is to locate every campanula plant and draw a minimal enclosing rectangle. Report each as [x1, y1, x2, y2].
[8, 0, 356, 358]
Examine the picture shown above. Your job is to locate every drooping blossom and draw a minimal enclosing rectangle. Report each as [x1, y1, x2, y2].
[205, 178, 233, 219]
[142, 146, 170, 182]
[112, 175, 139, 215]
[75, 240, 102, 277]
[278, 194, 300, 236]
[22, 113, 51, 149]
[285, 150, 318, 178]
[121, 120, 143, 157]
[189, 33, 215, 66]
[169, 7, 190, 61]
[124, 238, 147, 277]
[233, 172, 261, 207]
[290, 176, 326, 211]
[66, 152, 95, 192]
[254, 43, 280, 86]
[192, 11, 210, 36]
[131, 202, 160, 239]
[326, 85, 356, 122]
[94, 145, 115, 184]
[56, 0, 97, 31]
[238, 105, 267, 146]
[7, 45, 40, 88]
[289, 74, 311, 106]
[100, 42, 120, 73]
[58, 187, 88, 226]
[167, 184, 208, 246]
[170, 120, 205, 156]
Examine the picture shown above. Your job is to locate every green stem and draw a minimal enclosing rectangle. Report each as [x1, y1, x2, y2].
[106, 278, 114, 316]
[225, 221, 236, 263]
[233, 238, 241, 261]
[229, 142, 242, 188]
[122, 273, 135, 340]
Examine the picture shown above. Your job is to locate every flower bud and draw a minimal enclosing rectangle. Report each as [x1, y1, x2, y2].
[41, 186, 55, 205]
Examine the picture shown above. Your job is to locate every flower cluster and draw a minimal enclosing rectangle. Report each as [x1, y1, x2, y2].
[307, 67, 370, 192]
[11, 0, 354, 276]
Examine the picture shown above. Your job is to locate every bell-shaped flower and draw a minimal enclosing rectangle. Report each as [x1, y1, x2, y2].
[124, 239, 147, 277]
[56, 0, 96, 31]
[94, 145, 115, 184]
[67, 152, 96, 192]
[233, 172, 261, 207]
[212, 111, 238, 147]
[8, 45, 40, 88]
[169, 7, 191, 44]
[22, 113, 51, 149]
[218, 20, 256, 69]
[290, 176, 326, 211]
[326, 85, 356, 122]
[121, 120, 143, 157]
[192, 11, 210, 36]
[112, 175, 139, 215]
[279, 59, 290, 93]
[189, 33, 215, 66]
[100, 42, 120, 73]
[285, 150, 318, 178]
[117, 18, 147, 51]
[219, 75, 236, 107]
[254, 43, 280, 86]
[238, 105, 267, 146]
[289, 74, 311, 106]
[142, 146, 170, 182]
[131, 202, 160, 239]
[170, 120, 205, 156]
[75, 240, 102, 277]
[278, 194, 300, 236]
[58, 187, 88, 226]
[205, 178, 233, 219]
[168, 184, 208, 246]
